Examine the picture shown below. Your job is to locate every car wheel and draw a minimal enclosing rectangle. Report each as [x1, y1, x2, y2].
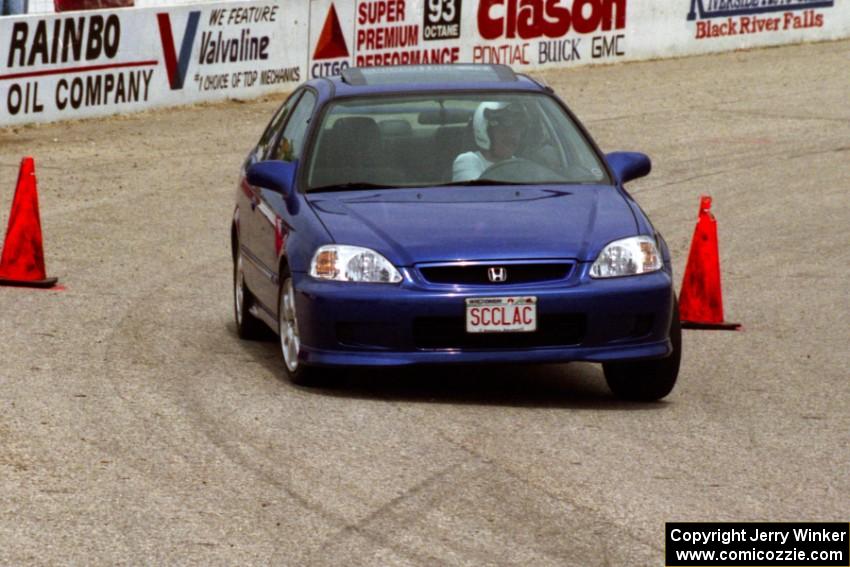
[603, 300, 681, 401]
[234, 252, 265, 339]
[278, 270, 328, 386]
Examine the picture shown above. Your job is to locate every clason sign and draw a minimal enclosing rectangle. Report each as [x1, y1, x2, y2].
[2, 0, 849, 125]
[472, 0, 628, 67]
[0, 1, 306, 126]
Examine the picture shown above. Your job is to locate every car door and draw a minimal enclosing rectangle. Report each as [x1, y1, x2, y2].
[251, 89, 318, 310]
[239, 91, 303, 308]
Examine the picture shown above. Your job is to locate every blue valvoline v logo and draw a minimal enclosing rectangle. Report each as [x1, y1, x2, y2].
[157, 11, 200, 90]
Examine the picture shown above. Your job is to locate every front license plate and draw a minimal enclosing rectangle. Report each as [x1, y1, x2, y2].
[466, 296, 537, 333]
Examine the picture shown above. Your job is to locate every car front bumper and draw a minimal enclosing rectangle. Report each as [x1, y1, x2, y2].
[291, 265, 675, 367]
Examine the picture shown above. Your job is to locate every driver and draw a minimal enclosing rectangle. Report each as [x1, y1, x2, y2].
[452, 102, 527, 182]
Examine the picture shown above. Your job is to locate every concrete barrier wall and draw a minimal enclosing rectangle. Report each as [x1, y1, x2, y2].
[2, 0, 848, 126]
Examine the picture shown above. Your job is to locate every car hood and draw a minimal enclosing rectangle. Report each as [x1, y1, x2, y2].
[305, 185, 638, 265]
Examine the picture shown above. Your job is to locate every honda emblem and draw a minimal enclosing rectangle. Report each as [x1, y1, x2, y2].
[488, 267, 508, 283]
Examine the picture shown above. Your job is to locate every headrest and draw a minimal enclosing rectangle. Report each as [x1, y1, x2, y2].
[331, 116, 380, 140]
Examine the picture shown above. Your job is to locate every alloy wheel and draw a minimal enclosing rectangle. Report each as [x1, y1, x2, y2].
[279, 278, 300, 373]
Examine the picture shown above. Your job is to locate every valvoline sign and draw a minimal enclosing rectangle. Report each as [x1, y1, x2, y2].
[156, 6, 285, 90]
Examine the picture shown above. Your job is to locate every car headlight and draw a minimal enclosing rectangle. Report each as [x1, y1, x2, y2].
[590, 236, 662, 278]
[309, 245, 403, 283]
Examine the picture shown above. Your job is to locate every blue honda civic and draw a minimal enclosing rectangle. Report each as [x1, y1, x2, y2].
[232, 64, 680, 400]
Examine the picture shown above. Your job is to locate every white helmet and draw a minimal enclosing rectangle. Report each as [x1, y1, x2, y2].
[473, 102, 527, 151]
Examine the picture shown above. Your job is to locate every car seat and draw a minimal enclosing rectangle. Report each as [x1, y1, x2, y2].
[435, 119, 476, 182]
[310, 117, 404, 188]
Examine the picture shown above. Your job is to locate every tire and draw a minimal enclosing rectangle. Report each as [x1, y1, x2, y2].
[278, 268, 330, 387]
[234, 252, 266, 340]
[603, 300, 681, 401]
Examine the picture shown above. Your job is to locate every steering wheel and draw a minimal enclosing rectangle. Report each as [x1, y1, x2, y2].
[480, 158, 576, 184]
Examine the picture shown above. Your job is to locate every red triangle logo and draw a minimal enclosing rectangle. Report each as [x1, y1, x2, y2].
[313, 3, 349, 60]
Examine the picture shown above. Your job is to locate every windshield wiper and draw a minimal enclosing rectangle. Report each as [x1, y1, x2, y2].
[437, 179, 527, 187]
[309, 182, 397, 193]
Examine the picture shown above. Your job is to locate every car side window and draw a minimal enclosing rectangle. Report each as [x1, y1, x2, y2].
[256, 92, 302, 160]
[270, 91, 317, 162]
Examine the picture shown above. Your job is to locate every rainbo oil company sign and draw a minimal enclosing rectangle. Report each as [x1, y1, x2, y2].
[1, 13, 156, 118]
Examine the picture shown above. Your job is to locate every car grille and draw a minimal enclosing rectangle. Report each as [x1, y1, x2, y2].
[418, 262, 573, 285]
[412, 314, 586, 349]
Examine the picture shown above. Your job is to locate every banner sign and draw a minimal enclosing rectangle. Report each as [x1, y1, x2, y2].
[1, 0, 848, 125]
[470, 0, 627, 67]
[308, 0, 463, 80]
[687, 0, 834, 40]
[307, 0, 628, 78]
[0, 1, 306, 126]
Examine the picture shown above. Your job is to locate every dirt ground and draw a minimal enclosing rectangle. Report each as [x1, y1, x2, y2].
[1, 39, 848, 565]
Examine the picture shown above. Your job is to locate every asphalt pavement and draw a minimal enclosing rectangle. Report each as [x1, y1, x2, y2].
[0, 39, 848, 566]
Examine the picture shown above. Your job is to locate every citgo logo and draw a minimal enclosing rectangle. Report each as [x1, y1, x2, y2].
[311, 3, 350, 78]
[156, 11, 200, 90]
[314, 4, 350, 59]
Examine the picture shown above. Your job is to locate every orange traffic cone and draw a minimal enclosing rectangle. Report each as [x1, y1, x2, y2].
[679, 195, 739, 330]
[0, 157, 58, 288]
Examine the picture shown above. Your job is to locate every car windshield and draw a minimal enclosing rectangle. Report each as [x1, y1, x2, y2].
[305, 93, 609, 191]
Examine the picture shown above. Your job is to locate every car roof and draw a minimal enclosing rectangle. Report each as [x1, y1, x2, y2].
[305, 64, 548, 99]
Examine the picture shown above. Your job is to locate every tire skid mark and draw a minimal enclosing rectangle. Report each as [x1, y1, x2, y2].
[430, 426, 664, 557]
[636, 139, 841, 193]
[303, 460, 466, 566]
[170, 337, 479, 564]
[97, 257, 442, 563]
[93, 255, 661, 564]
[100, 260, 559, 565]
[95, 258, 343, 559]
[716, 108, 850, 124]
[173, 388, 484, 565]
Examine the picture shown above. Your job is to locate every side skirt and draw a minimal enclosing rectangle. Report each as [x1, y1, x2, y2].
[248, 301, 280, 335]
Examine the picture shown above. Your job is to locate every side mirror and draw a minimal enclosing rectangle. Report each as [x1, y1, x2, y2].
[246, 160, 297, 198]
[606, 152, 651, 185]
